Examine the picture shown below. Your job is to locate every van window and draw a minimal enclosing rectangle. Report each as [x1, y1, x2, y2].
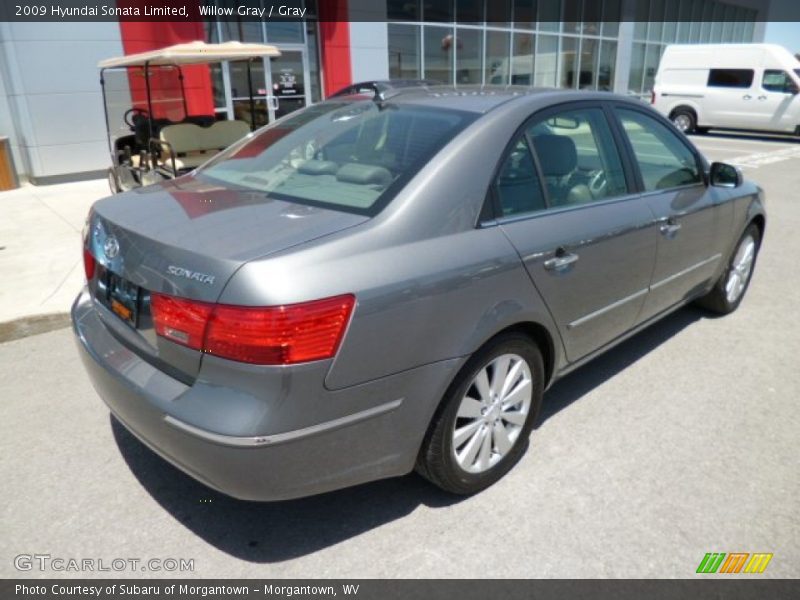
[762, 70, 799, 94]
[707, 69, 754, 89]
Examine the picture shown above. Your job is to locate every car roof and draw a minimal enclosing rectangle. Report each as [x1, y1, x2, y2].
[325, 84, 638, 114]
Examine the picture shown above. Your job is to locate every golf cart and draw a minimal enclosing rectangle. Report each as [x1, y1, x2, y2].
[99, 41, 280, 194]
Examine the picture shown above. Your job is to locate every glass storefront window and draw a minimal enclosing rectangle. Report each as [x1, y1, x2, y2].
[485, 30, 511, 85]
[643, 44, 661, 96]
[597, 41, 616, 92]
[306, 21, 322, 102]
[537, 0, 561, 33]
[563, 0, 581, 35]
[425, 26, 455, 83]
[456, 28, 483, 84]
[512, 33, 535, 85]
[266, 22, 304, 44]
[582, 0, 601, 37]
[601, 0, 620, 37]
[578, 37, 598, 89]
[388, 24, 421, 79]
[513, 0, 536, 30]
[560, 36, 578, 89]
[628, 42, 646, 96]
[534, 34, 558, 87]
[648, 0, 664, 42]
[633, 0, 648, 40]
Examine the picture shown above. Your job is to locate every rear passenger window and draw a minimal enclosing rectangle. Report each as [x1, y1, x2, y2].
[707, 69, 754, 88]
[617, 108, 702, 191]
[495, 138, 546, 217]
[526, 107, 628, 208]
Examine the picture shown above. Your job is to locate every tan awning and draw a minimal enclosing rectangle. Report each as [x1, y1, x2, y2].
[98, 41, 281, 68]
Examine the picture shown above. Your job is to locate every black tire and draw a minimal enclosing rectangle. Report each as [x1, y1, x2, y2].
[696, 223, 761, 315]
[416, 332, 544, 495]
[107, 167, 121, 194]
[670, 108, 697, 134]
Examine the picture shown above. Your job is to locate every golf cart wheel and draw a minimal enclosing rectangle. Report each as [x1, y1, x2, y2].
[107, 168, 121, 194]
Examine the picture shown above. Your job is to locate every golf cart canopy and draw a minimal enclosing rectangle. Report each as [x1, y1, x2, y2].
[98, 41, 281, 68]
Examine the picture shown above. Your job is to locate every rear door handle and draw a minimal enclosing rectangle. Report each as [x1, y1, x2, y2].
[660, 221, 682, 237]
[742, 94, 752, 100]
[544, 250, 579, 271]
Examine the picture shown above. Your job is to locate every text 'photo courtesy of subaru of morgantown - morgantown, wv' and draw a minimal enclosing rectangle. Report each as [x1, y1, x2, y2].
[73, 79, 765, 501]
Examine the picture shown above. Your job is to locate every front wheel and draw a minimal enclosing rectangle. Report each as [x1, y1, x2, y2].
[696, 223, 761, 314]
[416, 333, 544, 495]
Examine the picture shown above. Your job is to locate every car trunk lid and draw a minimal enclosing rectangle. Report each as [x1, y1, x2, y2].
[86, 176, 368, 380]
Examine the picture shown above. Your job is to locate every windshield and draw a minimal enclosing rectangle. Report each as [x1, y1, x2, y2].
[198, 101, 477, 215]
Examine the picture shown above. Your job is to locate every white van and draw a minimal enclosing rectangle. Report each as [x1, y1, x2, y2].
[652, 44, 800, 136]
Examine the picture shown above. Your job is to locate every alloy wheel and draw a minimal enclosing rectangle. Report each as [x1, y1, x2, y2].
[726, 235, 756, 304]
[452, 353, 533, 474]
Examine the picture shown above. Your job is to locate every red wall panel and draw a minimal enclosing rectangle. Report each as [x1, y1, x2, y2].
[118, 19, 215, 118]
[318, 1, 352, 97]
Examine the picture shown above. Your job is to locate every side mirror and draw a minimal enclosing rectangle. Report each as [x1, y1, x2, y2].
[709, 162, 743, 188]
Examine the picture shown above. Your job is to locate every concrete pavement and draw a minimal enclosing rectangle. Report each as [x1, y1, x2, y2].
[0, 178, 107, 336]
[0, 132, 798, 578]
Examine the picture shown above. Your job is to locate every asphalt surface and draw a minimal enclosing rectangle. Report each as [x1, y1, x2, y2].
[1, 132, 799, 579]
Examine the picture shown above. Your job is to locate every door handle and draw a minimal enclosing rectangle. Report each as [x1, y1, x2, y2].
[742, 94, 752, 100]
[544, 249, 579, 271]
[659, 221, 682, 237]
[757, 95, 767, 100]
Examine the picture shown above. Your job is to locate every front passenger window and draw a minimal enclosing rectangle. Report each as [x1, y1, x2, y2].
[617, 108, 702, 191]
[762, 70, 797, 94]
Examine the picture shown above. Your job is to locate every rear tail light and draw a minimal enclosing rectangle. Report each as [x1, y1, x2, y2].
[83, 248, 96, 281]
[150, 293, 355, 365]
[150, 294, 213, 350]
[650, 90, 656, 104]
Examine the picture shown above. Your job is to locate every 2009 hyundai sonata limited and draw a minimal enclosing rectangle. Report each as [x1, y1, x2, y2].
[73, 85, 765, 500]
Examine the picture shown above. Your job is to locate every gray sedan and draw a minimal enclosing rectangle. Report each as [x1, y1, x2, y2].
[72, 86, 764, 500]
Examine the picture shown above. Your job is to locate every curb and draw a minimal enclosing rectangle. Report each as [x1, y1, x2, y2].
[0, 313, 72, 344]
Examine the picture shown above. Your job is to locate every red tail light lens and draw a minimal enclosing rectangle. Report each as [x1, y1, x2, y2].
[650, 91, 656, 104]
[150, 293, 355, 365]
[83, 248, 96, 281]
[150, 294, 213, 350]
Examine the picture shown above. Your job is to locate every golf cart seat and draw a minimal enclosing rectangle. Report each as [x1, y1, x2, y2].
[156, 120, 250, 172]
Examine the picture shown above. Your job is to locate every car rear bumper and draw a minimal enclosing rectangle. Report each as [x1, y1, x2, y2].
[71, 289, 458, 501]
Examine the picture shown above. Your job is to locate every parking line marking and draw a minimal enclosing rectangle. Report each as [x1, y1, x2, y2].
[720, 146, 800, 169]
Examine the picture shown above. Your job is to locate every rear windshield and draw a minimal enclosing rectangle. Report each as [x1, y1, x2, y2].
[198, 101, 476, 215]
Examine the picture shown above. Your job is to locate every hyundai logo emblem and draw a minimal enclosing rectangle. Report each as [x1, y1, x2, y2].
[103, 235, 120, 259]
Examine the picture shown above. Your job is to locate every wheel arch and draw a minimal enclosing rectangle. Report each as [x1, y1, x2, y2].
[668, 104, 700, 123]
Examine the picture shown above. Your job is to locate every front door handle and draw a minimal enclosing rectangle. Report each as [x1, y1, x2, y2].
[660, 220, 682, 237]
[544, 249, 579, 271]
[757, 95, 767, 100]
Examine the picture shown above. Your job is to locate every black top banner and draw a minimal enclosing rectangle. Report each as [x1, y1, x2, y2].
[1, 0, 800, 22]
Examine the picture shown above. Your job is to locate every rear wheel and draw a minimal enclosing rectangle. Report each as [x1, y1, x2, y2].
[671, 108, 697, 134]
[416, 333, 544, 495]
[696, 223, 761, 314]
